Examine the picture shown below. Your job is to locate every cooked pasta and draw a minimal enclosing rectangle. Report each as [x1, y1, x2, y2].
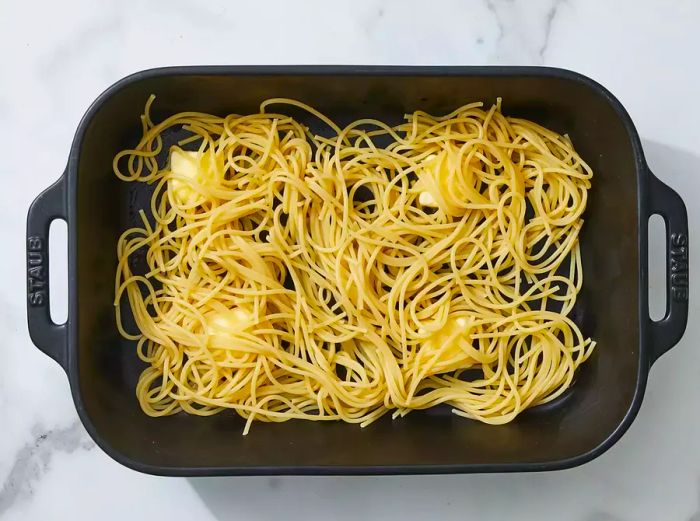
[113, 96, 595, 434]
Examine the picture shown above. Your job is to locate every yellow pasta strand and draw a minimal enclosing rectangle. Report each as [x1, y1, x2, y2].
[114, 96, 595, 433]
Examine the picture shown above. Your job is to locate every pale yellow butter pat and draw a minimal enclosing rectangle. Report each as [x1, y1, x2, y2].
[416, 152, 452, 212]
[418, 315, 473, 375]
[168, 148, 222, 205]
[205, 308, 254, 347]
[418, 190, 438, 207]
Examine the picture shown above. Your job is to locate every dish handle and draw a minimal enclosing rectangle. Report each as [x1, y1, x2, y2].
[26, 172, 68, 371]
[646, 170, 689, 365]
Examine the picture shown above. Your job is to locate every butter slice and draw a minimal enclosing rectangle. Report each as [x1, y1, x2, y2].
[418, 315, 472, 375]
[205, 308, 254, 347]
[415, 149, 487, 215]
[416, 152, 452, 212]
[169, 148, 222, 205]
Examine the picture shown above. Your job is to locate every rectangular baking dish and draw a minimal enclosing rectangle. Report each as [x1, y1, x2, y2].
[26, 66, 689, 475]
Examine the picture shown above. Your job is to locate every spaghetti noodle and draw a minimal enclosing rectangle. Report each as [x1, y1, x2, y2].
[113, 97, 595, 433]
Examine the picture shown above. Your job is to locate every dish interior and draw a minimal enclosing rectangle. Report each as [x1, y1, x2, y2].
[73, 71, 640, 471]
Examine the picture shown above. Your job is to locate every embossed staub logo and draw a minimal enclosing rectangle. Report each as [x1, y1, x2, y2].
[27, 236, 46, 306]
[670, 233, 689, 302]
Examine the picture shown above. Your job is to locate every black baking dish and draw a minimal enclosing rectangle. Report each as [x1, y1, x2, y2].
[26, 66, 689, 476]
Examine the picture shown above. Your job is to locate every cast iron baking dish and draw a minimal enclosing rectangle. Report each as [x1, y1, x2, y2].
[26, 66, 689, 476]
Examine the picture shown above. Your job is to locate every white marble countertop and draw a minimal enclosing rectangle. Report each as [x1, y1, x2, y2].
[2, 0, 699, 519]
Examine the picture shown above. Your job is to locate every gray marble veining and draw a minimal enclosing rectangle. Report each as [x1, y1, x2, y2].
[0, 422, 94, 517]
